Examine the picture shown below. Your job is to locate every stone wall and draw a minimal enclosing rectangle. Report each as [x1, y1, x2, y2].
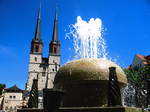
[26, 54, 60, 91]
[3, 92, 23, 112]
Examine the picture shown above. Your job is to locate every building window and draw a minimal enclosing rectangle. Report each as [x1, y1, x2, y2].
[43, 67, 46, 71]
[42, 72, 45, 77]
[54, 47, 57, 54]
[13, 96, 16, 99]
[10, 106, 13, 110]
[52, 69, 55, 72]
[10, 96, 12, 99]
[35, 57, 37, 61]
[35, 46, 39, 52]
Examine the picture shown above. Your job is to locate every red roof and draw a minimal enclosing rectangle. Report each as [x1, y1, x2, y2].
[136, 54, 146, 61]
[136, 54, 150, 65]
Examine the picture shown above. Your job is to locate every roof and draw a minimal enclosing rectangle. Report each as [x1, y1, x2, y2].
[130, 54, 150, 69]
[129, 54, 150, 70]
[4, 85, 23, 93]
[145, 55, 150, 60]
[136, 54, 146, 61]
[136, 54, 150, 65]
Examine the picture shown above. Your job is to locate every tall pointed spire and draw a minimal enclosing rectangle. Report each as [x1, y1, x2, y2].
[52, 8, 58, 42]
[34, 5, 41, 41]
[30, 5, 43, 54]
[49, 7, 60, 56]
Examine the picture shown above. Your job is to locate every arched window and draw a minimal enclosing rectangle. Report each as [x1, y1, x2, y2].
[43, 67, 46, 71]
[54, 47, 57, 54]
[35, 57, 37, 61]
[35, 46, 39, 52]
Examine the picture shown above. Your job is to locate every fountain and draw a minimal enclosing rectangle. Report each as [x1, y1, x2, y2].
[18, 16, 148, 112]
[66, 16, 108, 59]
[52, 58, 144, 112]
[121, 84, 136, 107]
[51, 16, 147, 112]
[54, 58, 127, 107]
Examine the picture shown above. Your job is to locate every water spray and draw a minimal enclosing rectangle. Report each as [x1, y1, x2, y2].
[66, 16, 108, 59]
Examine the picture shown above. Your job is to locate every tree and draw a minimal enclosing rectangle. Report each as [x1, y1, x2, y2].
[124, 66, 150, 107]
[124, 68, 144, 87]
[0, 84, 5, 95]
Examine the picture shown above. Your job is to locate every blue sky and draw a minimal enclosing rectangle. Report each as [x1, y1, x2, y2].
[0, 0, 150, 89]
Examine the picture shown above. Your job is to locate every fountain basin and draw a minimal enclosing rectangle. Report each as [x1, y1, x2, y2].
[59, 107, 145, 112]
[54, 58, 127, 107]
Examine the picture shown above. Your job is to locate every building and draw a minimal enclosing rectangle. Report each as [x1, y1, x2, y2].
[2, 85, 24, 112]
[25, 8, 60, 108]
[129, 54, 150, 70]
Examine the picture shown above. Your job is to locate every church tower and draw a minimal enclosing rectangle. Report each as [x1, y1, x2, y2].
[26, 8, 44, 91]
[26, 6, 61, 108]
[49, 11, 60, 56]
[26, 8, 60, 91]
[47, 10, 60, 88]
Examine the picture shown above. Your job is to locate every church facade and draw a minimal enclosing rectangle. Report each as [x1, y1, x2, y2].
[26, 8, 60, 93]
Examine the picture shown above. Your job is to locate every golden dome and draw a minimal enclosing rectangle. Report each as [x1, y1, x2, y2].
[54, 58, 127, 86]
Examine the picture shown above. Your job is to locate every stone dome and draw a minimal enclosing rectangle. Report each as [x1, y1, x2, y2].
[54, 58, 127, 107]
[54, 58, 127, 85]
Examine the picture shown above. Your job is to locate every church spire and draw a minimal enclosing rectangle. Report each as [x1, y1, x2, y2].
[34, 6, 41, 40]
[30, 6, 43, 54]
[52, 9, 59, 42]
[49, 8, 60, 56]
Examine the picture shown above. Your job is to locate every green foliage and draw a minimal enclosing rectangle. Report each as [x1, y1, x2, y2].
[124, 69, 143, 88]
[124, 66, 150, 88]
[142, 65, 150, 79]
[0, 84, 5, 95]
[124, 66, 150, 107]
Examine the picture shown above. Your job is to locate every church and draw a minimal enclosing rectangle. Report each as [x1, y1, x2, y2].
[25, 8, 60, 108]
[0, 7, 61, 111]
